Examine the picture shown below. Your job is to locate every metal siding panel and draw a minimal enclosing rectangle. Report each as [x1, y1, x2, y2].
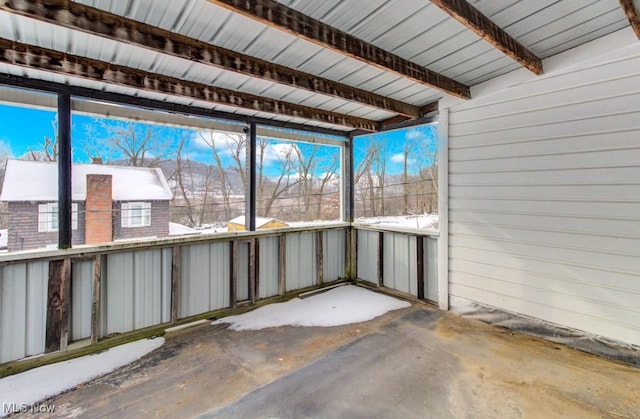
[25, 262, 47, 356]
[1, 264, 27, 363]
[285, 233, 316, 291]
[133, 249, 162, 329]
[426, 237, 438, 302]
[105, 252, 134, 334]
[210, 242, 231, 311]
[259, 237, 280, 299]
[180, 243, 210, 318]
[161, 248, 172, 323]
[323, 229, 346, 281]
[71, 260, 93, 341]
[356, 230, 378, 283]
[448, 37, 640, 346]
[237, 242, 250, 302]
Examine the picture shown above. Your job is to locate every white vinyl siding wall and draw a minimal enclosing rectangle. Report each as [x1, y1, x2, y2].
[446, 30, 640, 346]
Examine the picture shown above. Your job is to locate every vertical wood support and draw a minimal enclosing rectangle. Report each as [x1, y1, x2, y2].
[246, 121, 257, 231]
[316, 231, 324, 286]
[231, 240, 239, 307]
[342, 136, 354, 222]
[377, 232, 384, 287]
[249, 238, 257, 304]
[347, 227, 357, 280]
[416, 236, 425, 300]
[57, 94, 72, 249]
[90, 255, 102, 344]
[278, 235, 286, 295]
[45, 259, 71, 353]
[171, 246, 180, 323]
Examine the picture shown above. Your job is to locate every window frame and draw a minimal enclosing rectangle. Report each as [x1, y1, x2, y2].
[121, 201, 152, 228]
[38, 202, 78, 232]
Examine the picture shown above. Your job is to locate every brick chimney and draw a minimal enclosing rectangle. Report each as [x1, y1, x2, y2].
[85, 174, 113, 244]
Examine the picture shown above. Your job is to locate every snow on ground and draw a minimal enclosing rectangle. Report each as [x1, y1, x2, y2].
[0, 337, 164, 416]
[212, 285, 410, 331]
[355, 214, 438, 230]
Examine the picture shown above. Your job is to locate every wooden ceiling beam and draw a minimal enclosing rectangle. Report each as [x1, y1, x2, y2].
[208, 0, 471, 99]
[619, 0, 640, 39]
[0, 38, 379, 131]
[0, 0, 420, 118]
[429, 0, 543, 75]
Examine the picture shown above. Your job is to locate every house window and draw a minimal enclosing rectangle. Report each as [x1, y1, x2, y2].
[121, 202, 151, 228]
[38, 203, 78, 232]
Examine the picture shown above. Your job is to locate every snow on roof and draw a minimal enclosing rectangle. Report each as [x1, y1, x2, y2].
[228, 215, 286, 229]
[0, 159, 172, 201]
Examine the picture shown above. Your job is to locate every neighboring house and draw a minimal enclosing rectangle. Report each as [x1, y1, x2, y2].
[227, 215, 288, 232]
[0, 159, 173, 251]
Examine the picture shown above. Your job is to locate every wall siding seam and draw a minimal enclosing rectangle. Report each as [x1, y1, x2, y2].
[449, 257, 640, 293]
[449, 283, 640, 332]
[450, 269, 640, 312]
[448, 243, 640, 278]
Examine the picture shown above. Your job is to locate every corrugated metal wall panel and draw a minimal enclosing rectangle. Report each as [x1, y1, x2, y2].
[425, 237, 438, 302]
[323, 229, 346, 281]
[237, 242, 250, 302]
[447, 32, 640, 346]
[0, 262, 47, 363]
[382, 233, 417, 296]
[103, 249, 165, 334]
[71, 260, 93, 341]
[179, 242, 230, 318]
[285, 233, 317, 292]
[161, 248, 172, 323]
[356, 230, 378, 284]
[259, 237, 280, 299]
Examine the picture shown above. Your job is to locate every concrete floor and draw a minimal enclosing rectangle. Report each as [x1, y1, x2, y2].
[24, 303, 640, 418]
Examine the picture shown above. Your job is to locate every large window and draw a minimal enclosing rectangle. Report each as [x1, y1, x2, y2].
[37, 203, 78, 232]
[354, 124, 438, 230]
[121, 202, 151, 228]
[0, 88, 346, 251]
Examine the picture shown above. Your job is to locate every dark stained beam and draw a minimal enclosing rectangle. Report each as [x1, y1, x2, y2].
[0, 0, 420, 118]
[0, 39, 378, 131]
[0, 74, 350, 138]
[208, 0, 471, 99]
[619, 0, 640, 39]
[420, 101, 439, 116]
[430, 0, 543, 75]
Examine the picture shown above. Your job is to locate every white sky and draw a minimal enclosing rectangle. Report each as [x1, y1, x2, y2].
[212, 285, 410, 331]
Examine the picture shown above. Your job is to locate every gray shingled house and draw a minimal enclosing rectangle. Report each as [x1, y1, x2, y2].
[0, 159, 173, 252]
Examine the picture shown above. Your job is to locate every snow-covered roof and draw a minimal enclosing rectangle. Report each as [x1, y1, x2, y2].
[0, 159, 172, 201]
[228, 215, 287, 229]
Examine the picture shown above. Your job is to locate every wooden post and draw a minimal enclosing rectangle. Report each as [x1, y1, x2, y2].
[45, 259, 71, 353]
[171, 246, 180, 323]
[316, 231, 324, 286]
[350, 228, 358, 280]
[231, 240, 238, 307]
[416, 236, 425, 300]
[378, 232, 384, 287]
[90, 255, 102, 344]
[278, 235, 286, 295]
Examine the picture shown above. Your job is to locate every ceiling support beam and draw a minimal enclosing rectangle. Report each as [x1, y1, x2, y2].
[0, 0, 420, 118]
[430, 0, 543, 75]
[619, 0, 640, 39]
[208, 0, 470, 99]
[0, 74, 350, 138]
[0, 39, 378, 131]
